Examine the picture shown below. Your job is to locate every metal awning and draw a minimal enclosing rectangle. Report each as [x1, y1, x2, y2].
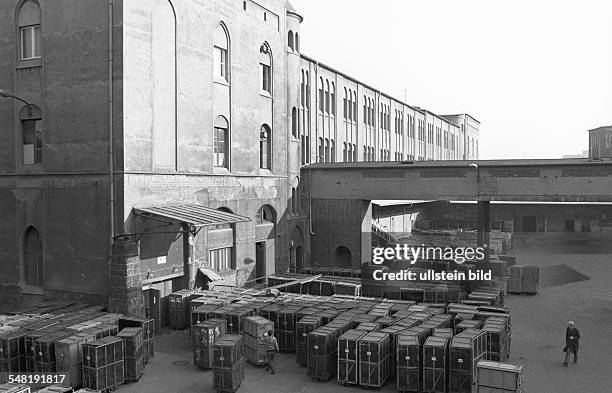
[133, 203, 251, 227]
[198, 268, 222, 281]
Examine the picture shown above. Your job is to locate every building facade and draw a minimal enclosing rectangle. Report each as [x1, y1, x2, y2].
[588, 126, 612, 158]
[0, 0, 479, 313]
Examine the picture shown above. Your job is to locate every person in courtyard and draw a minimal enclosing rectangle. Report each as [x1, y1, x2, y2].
[261, 329, 279, 374]
[563, 320, 580, 366]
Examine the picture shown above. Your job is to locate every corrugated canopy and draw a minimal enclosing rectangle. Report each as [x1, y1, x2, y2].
[133, 203, 250, 227]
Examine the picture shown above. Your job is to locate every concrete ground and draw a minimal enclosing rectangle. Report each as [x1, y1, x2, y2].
[121, 244, 612, 393]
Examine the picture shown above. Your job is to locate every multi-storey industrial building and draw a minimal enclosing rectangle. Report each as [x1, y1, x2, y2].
[0, 0, 479, 314]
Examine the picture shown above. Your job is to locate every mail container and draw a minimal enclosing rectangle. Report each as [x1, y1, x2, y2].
[337, 329, 368, 385]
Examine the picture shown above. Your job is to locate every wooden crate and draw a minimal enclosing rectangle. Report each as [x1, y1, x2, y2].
[243, 316, 274, 339]
[0, 384, 30, 393]
[483, 318, 509, 362]
[117, 328, 144, 382]
[212, 358, 244, 393]
[358, 331, 390, 388]
[476, 360, 523, 392]
[169, 289, 195, 330]
[423, 336, 449, 393]
[455, 320, 483, 335]
[35, 384, 73, 393]
[242, 333, 267, 365]
[307, 327, 339, 380]
[450, 330, 487, 393]
[337, 329, 367, 385]
[82, 361, 125, 391]
[397, 335, 421, 392]
[194, 345, 214, 369]
[191, 322, 223, 348]
[82, 337, 124, 369]
[213, 335, 244, 369]
[356, 322, 381, 332]
[296, 316, 321, 367]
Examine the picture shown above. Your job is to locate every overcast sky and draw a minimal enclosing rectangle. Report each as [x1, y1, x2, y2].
[291, 0, 612, 159]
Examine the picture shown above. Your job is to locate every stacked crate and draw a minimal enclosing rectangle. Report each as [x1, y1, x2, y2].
[307, 326, 339, 381]
[449, 329, 487, 393]
[55, 332, 97, 387]
[508, 265, 539, 294]
[117, 327, 144, 382]
[32, 385, 72, 393]
[476, 361, 523, 393]
[118, 317, 155, 363]
[34, 330, 73, 372]
[191, 303, 222, 326]
[396, 335, 421, 392]
[455, 319, 483, 335]
[242, 316, 273, 366]
[212, 335, 245, 393]
[379, 325, 407, 377]
[0, 384, 30, 393]
[169, 289, 195, 330]
[358, 331, 390, 388]
[483, 317, 510, 361]
[0, 328, 27, 372]
[296, 316, 321, 367]
[276, 305, 301, 352]
[82, 336, 125, 391]
[337, 329, 367, 386]
[191, 320, 225, 369]
[422, 336, 449, 393]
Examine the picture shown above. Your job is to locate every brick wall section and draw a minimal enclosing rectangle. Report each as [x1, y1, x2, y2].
[310, 199, 372, 268]
[108, 240, 145, 317]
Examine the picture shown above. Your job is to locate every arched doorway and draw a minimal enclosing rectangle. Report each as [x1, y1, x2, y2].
[23, 226, 43, 286]
[334, 246, 351, 268]
[289, 226, 304, 273]
[255, 205, 277, 283]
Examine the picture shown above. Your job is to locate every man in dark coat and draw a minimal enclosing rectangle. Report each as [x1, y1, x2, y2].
[563, 320, 580, 366]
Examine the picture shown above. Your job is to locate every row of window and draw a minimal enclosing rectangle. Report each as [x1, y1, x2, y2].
[287, 30, 300, 53]
[318, 78, 336, 115]
[213, 116, 272, 170]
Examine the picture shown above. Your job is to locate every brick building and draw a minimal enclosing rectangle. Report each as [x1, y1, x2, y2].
[0, 0, 479, 314]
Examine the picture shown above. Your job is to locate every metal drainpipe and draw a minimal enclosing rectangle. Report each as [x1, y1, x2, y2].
[108, 0, 115, 247]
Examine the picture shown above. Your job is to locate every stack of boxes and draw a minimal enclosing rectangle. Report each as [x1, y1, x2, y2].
[117, 327, 145, 382]
[212, 335, 245, 393]
[82, 336, 125, 391]
[118, 317, 155, 363]
[422, 336, 449, 393]
[296, 315, 321, 367]
[337, 329, 367, 386]
[191, 320, 226, 370]
[358, 332, 390, 388]
[242, 316, 273, 366]
[449, 329, 487, 393]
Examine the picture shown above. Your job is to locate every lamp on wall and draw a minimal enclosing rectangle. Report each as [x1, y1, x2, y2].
[0, 89, 33, 116]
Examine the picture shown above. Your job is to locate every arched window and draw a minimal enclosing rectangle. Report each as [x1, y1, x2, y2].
[348, 90, 353, 120]
[353, 144, 357, 162]
[334, 246, 351, 268]
[18, 1, 41, 61]
[291, 107, 297, 138]
[318, 77, 324, 112]
[352, 90, 357, 121]
[260, 124, 271, 169]
[324, 80, 330, 114]
[20, 105, 42, 165]
[23, 226, 43, 286]
[300, 70, 305, 105]
[214, 115, 229, 168]
[343, 88, 348, 119]
[259, 43, 272, 94]
[318, 137, 324, 162]
[295, 33, 299, 53]
[214, 24, 229, 82]
[287, 30, 294, 51]
[343, 142, 347, 161]
[324, 138, 330, 162]
[330, 140, 335, 163]
[256, 205, 276, 223]
[330, 83, 336, 116]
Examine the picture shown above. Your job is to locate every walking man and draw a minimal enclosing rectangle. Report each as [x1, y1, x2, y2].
[563, 320, 580, 366]
[262, 330, 279, 374]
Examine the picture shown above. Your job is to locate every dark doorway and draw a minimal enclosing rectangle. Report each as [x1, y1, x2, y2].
[565, 220, 575, 232]
[521, 216, 537, 232]
[295, 246, 303, 273]
[256, 241, 266, 283]
[144, 288, 161, 335]
[334, 246, 352, 268]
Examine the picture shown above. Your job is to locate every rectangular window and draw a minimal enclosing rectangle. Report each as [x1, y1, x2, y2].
[261, 64, 272, 93]
[209, 247, 232, 272]
[22, 119, 42, 165]
[214, 47, 228, 81]
[214, 127, 227, 167]
[21, 25, 41, 60]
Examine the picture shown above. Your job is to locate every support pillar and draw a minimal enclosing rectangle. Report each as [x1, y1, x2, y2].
[183, 224, 196, 290]
[476, 200, 491, 261]
[108, 238, 144, 316]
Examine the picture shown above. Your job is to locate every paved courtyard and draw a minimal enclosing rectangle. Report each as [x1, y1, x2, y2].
[121, 245, 612, 393]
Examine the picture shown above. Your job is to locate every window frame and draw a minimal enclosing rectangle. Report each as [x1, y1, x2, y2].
[20, 24, 41, 61]
[213, 123, 229, 168]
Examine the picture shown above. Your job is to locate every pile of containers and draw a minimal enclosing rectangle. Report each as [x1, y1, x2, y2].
[212, 334, 245, 393]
